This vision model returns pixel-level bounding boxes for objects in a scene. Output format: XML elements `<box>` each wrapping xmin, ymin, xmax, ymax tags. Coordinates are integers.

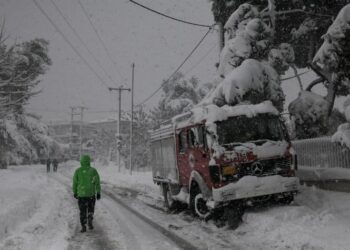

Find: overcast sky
<box><xmin>1</xmin><ymin>0</ymin><xmax>340</xmax><ymax>123</ymax></box>
<box><xmin>0</xmin><ymin>0</ymin><xmax>219</xmax><ymax>122</ymax></box>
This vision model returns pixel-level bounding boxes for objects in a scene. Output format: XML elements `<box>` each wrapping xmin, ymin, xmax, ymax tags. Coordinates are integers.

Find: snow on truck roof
<box><xmin>172</xmin><ymin>101</ymin><xmax>279</xmax><ymax>129</ymax></box>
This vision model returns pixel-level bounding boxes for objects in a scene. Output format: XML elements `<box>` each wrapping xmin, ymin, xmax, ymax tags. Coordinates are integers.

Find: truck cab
<box><xmin>151</xmin><ymin>101</ymin><xmax>299</xmax><ymax>225</ymax></box>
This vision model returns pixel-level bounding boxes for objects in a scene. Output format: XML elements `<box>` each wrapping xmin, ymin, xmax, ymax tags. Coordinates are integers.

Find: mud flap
<box><xmin>225</xmin><ymin>201</ymin><xmax>244</xmax><ymax>230</ymax></box>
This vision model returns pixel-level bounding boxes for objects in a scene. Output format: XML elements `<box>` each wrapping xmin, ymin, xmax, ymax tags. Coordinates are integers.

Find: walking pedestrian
<box><xmin>53</xmin><ymin>158</ymin><xmax>58</xmax><ymax>172</ymax></box>
<box><xmin>72</xmin><ymin>155</ymin><xmax>101</xmax><ymax>233</ymax></box>
<box><xmin>46</xmin><ymin>158</ymin><xmax>51</xmax><ymax>173</ymax></box>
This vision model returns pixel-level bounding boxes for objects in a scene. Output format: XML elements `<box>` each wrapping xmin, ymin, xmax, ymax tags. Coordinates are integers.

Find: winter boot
<box><xmin>88</xmin><ymin>220</ymin><xmax>94</xmax><ymax>230</ymax></box>
<box><xmin>80</xmin><ymin>225</ymin><xmax>86</xmax><ymax>233</ymax></box>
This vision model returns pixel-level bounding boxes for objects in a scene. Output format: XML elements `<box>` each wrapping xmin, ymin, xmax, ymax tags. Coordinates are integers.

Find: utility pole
<box><xmin>109</xmin><ymin>86</ymin><xmax>130</xmax><ymax>171</ymax></box>
<box><xmin>130</xmin><ymin>63</ymin><xmax>135</xmax><ymax>175</ymax></box>
<box><xmin>70</xmin><ymin>106</ymin><xmax>87</xmax><ymax>160</ymax></box>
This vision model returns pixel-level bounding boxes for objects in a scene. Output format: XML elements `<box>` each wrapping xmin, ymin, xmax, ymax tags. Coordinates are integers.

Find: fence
<box><xmin>292</xmin><ymin>137</ymin><xmax>350</xmax><ymax>169</ymax></box>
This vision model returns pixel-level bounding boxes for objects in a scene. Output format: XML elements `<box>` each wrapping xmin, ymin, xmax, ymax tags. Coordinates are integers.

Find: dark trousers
<box><xmin>78</xmin><ymin>197</ymin><xmax>96</xmax><ymax>227</ymax></box>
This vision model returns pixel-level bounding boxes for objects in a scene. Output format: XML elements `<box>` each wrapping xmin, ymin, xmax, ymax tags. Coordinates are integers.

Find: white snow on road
<box><xmin>0</xmin><ymin>165</ymin><xmax>74</xmax><ymax>250</ymax></box>
<box><xmin>2</xmin><ymin>163</ymin><xmax>350</xmax><ymax>249</ymax></box>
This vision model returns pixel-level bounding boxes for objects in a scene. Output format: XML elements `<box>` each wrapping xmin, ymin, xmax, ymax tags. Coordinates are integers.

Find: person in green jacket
<box><xmin>73</xmin><ymin>155</ymin><xmax>101</xmax><ymax>232</ymax></box>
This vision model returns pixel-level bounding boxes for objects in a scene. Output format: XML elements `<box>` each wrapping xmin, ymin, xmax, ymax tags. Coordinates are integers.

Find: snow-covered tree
<box><xmin>210</xmin><ymin>0</ymin><xmax>349</xmax><ymax>67</ymax></box>
<box><xmin>150</xmin><ymin>72</ymin><xmax>206</xmax><ymax>126</ymax></box>
<box><xmin>290</xmin><ymin>3</ymin><xmax>350</xmax><ymax>138</ymax></box>
<box><xmin>203</xmin><ymin>2</ymin><xmax>296</xmax><ymax>112</ymax></box>
<box><xmin>120</xmin><ymin>108</ymin><xmax>152</xmax><ymax>169</ymax></box>
<box><xmin>0</xmin><ymin>23</ymin><xmax>63</xmax><ymax>167</ymax></box>
<box><xmin>208</xmin><ymin>1</ymin><xmax>350</xmax><ymax>138</ymax></box>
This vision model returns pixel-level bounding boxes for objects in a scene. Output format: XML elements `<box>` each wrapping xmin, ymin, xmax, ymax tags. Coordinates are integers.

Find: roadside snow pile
<box><xmin>297</xmin><ymin>166</ymin><xmax>350</xmax><ymax>181</ymax></box>
<box><xmin>0</xmin><ymin>165</ymin><xmax>75</xmax><ymax>250</ymax></box>
<box><xmin>233</xmin><ymin>186</ymin><xmax>350</xmax><ymax>250</ymax></box>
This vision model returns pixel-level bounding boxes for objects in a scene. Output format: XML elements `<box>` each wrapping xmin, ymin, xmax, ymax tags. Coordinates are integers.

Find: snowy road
<box><xmin>52</xmin><ymin>174</ymin><xmax>185</xmax><ymax>250</ymax></box>
<box><xmin>2</xmin><ymin>164</ymin><xmax>350</xmax><ymax>249</ymax></box>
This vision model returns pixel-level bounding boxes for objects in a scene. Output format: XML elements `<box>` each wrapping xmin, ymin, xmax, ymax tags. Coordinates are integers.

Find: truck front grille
<box><xmin>239</xmin><ymin>157</ymin><xmax>291</xmax><ymax>177</ymax></box>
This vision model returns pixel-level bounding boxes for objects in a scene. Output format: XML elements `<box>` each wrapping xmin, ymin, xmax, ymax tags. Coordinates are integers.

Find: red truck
<box><xmin>150</xmin><ymin>101</ymin><xmax>298</xmax><ymax>227</ymax></box>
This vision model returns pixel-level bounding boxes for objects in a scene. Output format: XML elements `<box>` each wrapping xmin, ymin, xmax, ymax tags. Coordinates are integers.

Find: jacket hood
<box><xmin>80</xmin><ymin>155</ymin><xmax>91</xmax><ymax>168</ymax></box>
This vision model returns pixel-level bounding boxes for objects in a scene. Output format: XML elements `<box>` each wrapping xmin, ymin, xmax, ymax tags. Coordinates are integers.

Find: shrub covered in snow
<box><xmin>332</xmin><ymin>97</ymin><xmax>350</xmax><ymax>148</ymax></box>
<box><xmin>289</xmin><ymin>91</ymin><xmax>329</xmax><ymax>138</ymax></box>
<box><xmin>0</xmin><ymin>114</ymin><xmax>67</xmax><ymax>167</ymax></box>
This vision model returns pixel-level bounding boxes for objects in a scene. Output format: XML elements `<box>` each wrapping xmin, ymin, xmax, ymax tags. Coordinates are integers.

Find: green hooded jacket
<box><xmin>73</xmin><ymin>155</ymin><xmax>101</xmax><ymax>198</ymax></box>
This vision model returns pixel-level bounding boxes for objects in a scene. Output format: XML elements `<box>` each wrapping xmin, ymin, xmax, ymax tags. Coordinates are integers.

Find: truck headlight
<box><xmin>222</xmin><ymin>165</ymin><xmax>239</xmax><ymax>176</ymax></box>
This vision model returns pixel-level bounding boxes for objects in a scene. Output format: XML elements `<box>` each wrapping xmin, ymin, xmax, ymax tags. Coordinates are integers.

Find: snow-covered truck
<box><xmin>150</xmin><ymin>101</ymin><xmax>299</xmax><ymax>226</ymax></box>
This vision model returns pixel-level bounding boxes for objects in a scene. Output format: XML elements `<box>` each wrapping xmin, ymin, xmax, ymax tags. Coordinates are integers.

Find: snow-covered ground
<box><xmin>2</xmin><ymin>163</ymin><xmax>350</xmax><ymax>249</ymax></box>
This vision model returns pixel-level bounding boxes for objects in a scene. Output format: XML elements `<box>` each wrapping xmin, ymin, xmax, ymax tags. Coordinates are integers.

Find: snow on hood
<box><xmin>173</xmin><ymin>101</ymin><xmax>281</xmax><ymax>161</ymax></box>
<box><xmin>223</xmin><ymin>140</ymin><xmax>288</xmax><ymax>163</ymax></box>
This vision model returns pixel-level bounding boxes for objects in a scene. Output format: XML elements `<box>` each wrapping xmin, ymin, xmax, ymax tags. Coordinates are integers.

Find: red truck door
<box><xmin>176</xmin><ymin>126</ymin><xmax>210</xmax><ymax>188</ymax></box>
<box><xmin>177</xmin><ymin>129</ymin><xmax>191</xmax><ymax>186</ymax></box>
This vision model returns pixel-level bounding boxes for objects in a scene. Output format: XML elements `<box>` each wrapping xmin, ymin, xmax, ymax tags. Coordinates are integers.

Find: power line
<box><xmin>137</xmin><ymin>27</ymin><xmax>213</xmax><ymax>106</ymax></box>
<box><xmin>281</xmin><ymin>70</ymin><xmax>310</xmax><ymax>81</ymax></box>
<box><xmin>77</xmin><ymin>0</ymin><xmax>125</xmax><ymax>82</ymax></box>
<box><xmin>49</xmin><ymin>0</ymin><xmax>119</xmax><ymax>86</ymax></box>
<box><xmin>183</xmin><ymin>42</ymin><xmax>217</xmax><ymax>76</ymax></box>
<box><xmin>32</xmin><ymin>0</ymin><xmax>110</xmax><ymax>89</ymax></box>
<box><xmin>129</xmin><ymin>0</ymin><xmax>213</xmax><ymax>28</ymax></box>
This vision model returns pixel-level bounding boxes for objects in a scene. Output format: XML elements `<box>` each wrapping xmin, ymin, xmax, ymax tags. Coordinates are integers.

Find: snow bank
<box><xmin>297</xmin><ymin>166</ymin><xmax>350</xmax><ymax>181</ymax></box>
<box><xmin>0</xmin><ymin>165</ymin><xmax>75</xmax><ymax>250</ymax></box>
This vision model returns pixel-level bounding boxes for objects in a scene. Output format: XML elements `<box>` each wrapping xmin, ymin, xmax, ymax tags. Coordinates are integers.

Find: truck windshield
<box><xmin>216</xmin><ymin>115</ymin><xmax>288</xmax><ymax>145</ymax></box>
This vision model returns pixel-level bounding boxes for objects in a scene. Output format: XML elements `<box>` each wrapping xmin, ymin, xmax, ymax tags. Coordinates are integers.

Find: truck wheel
<box><xmin>279</xmin><ymin>193</ymin><xmax>294</xmax><ymax>205</ymax></box>
<box><xmin>225</xmin><ymin>202</ymin><xmax>244</xmax><ymax>230</ymax></box>
<box><xmin>194</xmin><ymin>193</ymin><xmax>210</xmax><ymax>218</ymax></box>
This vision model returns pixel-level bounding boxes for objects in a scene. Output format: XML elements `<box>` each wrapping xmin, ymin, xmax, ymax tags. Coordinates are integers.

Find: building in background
<box><xmin>48</xmin><ymin>117</ymin><xmax>130</xmax><ymax>160</ymax></box>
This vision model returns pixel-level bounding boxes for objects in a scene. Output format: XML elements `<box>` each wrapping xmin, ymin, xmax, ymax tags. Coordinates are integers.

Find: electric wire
<box><xmin>32</xmin><ymin>0</ymin><xmax>110</xmax><ymax>89</ymax></box>
<box><xmin>183</xmin><ymin>42</ymin><xmax>217</xmax><ymax>76</ymax></box>
<box><xmin>281</xmin><ymin>70</ymin><xmax>310</xmax><ymax>81</ymax></box>
<box><xmin>137</xmin><ymin>27</ymin><xmax>213</xmax><ymax>106</ymax></box>
<box><xmin>129</xmin><ymin>0</ymin><xmax>213</xmax><ymax>28</ymax></box>
<box><xmin>77</xmin><ymin>0</ymin><xmax>126</xmax><ymax>82</ymax></box>
<box><xmin>49</xmin><ymin>0</ymin><xmax>119</xmax><ymax>86</ymax></box>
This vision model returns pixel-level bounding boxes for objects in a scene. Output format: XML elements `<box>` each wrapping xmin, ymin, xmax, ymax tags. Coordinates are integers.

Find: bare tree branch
<box><xmin>305</xmin><ymin>78</ymin><xmax>324</xmax><ymax>91</ymax></box>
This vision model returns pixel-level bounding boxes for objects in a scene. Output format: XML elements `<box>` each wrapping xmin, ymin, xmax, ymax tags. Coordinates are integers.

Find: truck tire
<box><xmin>278</xmin><ymin>193</ymin><xmax>294</xmax><ymax>205</ymax></box>
<box><xmin>194</xmin><ymin>193</ymin><xmax>210</xmax><ymax>218</ymax></box>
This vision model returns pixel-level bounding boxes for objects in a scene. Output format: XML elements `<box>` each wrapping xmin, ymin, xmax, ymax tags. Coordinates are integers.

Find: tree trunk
<box><xmin>325</xmin><ymin>79</ymin><xmax>338</xmax><ymax>116</ymax></box>
<box><xmin>218</xmin><ymin>22</ymin><xmax>225</xmax><ymax>52</ymax></box>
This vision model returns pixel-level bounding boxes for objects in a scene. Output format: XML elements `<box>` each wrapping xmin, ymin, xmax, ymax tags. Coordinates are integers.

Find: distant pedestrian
<box><xmin>72</xmin><ymin>155</ymin><xmax>101</xmax><ymax>233</ymax></box>
<box><xmin>46</xmin><ymin>158</ymin><xmax>51</xmax><ymax>173</ymax></box>
<box><xmin>53</xmin><ymin>158</ymin><xmax>58</xmax><ymax>172</ymax></box>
